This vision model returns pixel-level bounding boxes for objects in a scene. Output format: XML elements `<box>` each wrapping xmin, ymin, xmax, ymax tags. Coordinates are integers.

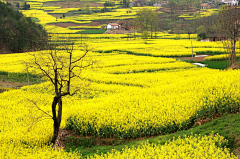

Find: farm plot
<box><xmin>0</xmin><ymin>30</ymin><xmax>239</xmax><ymax>159</ymax></box>
<box><xmin>66</xmin><ymin>67</ymin><xmax>240</xmax><ymax>139</ymax></box>
<box><xmin>91</xmin><ymin>134</ymin><xmax>236</xmax><ymax>159</ymax></box>
<box><xmin>0</xmin><ymin>49</ymin><xmax>239</xmax><ymax>158</ymax></box>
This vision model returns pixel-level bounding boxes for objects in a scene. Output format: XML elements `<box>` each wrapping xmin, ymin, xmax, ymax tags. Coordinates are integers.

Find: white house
<box><xmin>107</xmin><ymin>23</ymin><xmax>120</xmax><ymax>30</ymax></box>
<box><xmin>222</xmin><ymin>0</ymin><xmax>238</xmax><ymax>6</ymax></box>
<box><xmin>153</xmin><ymin>3</ymin><xmax>162</xmax><ymax>7</ymax></box>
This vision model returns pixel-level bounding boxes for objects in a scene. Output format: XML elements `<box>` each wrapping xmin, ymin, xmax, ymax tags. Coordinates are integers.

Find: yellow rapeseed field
<box><xmin>90</xmin><ymin>134</ymin><xmax>236</xmax><ymax>159</ymax></box>
<box><xmin>205</xmin><ymin>54</ymin><xmax>240</xmax><ymax>61</ymax></box>
<box><xmin>0</xmin><ymin>1</ymin><xmax>239</xmax><ymax>157</ymax></box>
<box><xmin>0</xmin><ymin>44</ymin><xmax>239</xmax><ymax>158</ymax></box>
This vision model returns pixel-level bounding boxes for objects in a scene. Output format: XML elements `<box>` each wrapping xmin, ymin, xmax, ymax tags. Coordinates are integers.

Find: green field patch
<box><xmin>31</xmin><ymin>17</ymin><xmax>40</xmax><ymax>22</ymax></box>
<box><xmin>200</xmin><ymin>61</ymin><xmax>228</xmax><ymax>70</ymax></box>
<box><xmin>0</xmin><ymin>71</ymin><xmax>42</xmax><ymax>85</ymax></box>
<box><xmin>195</xmin><ymin>50</ymin><xmax>226</xmax><ymax>55</ymax></box>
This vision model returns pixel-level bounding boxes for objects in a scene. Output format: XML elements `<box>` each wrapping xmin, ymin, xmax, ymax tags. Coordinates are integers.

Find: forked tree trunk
<box><xmin>51</xmin><ymin>96</ymin><xmax>63</xmax><ymax>145</ymax></box>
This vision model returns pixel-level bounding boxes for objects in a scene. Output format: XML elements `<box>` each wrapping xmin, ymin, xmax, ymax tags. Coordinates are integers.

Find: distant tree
<box><xmin>196</xmin><ymin>25</ymin><xmax>207</xmax><ymax>40</ymax></box>
<box><xmin>123</xmin><ymin>0</ymin><xmax>129</xmax><ymax>8</ymax></box>
<box><xmin>168</xmin><ymin>1</ymin><xmax>178</xmax><ymax>13</ymax></box>
<box><xmin>23</xmin><ymin>2</ymin><xmax>30</xmax><ymax>10</ymax></box>
<box><xmin>104</xmin><ymin>1</ymin><xmax>115</xmax><ymax>7</ymax></box>
<box><xmin>216</xmin><ymin>5</ymin><xmax>240</xmax><ymax>69</ymax></box>
<box><xmin>135</xmin><ymin>8</ymin><xmax>158</xmax><ymax>38</ymax></box>
<box><xmin>6</xmin><ymin>2</ymin><xmax>11</xmax><ymax>6</ymax></box>
<box><xmin>84</xmin><ymin>2</ymin><xmax>91</xmax><ymax>14</ymax></box>
<box><xmin>164</xmin><ymin>18</ymin><xmax>171</xmax><ymax>30</ymax></box>
<box><xmin>66</xmin><ymin>0</ymin><xmax>71</xmax><ymax>8</ymax></box>
<box><xmin>193</xmin><ymin>12</ymin><xmax>201</xmax><ymax>20</ymax></box>
<box><xmin>131</xmin><ymin>19</ymin><xmax>138</xmax><ymax>38</ymax></box>
<box><xmin>196</xmin><ymin>15</ymin><xmax>217</xmax><ymax>34</ymax></box>
<box><xmin>185</xmin><ymin>23</ymin><xmax>195</xmax><ymax>40</ymax></box>
<box><xmin>100</xmin><ymin>7</ymin><xmax>112</xmax><ymax>13</ymax></box>
<box><xmin>151</xmin><ymin>0</ymin><xmax>157</xmax><ymax>5</ymax></box>
<box><xmin>16</xmin><ymin>2</ymin><xmax>20</xmax><ymax>9</ymax></box>
<box><xmin>150</xmin><ymin>10</ymin><xmax>159</xmax><ymax>39</ymax></box>
<box><xmin>142</xmin><ymin>30</ymin><xmax>149</xmax><ymax>42</ymax></box>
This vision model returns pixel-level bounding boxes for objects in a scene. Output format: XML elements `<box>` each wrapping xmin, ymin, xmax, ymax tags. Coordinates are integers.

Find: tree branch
<box><xmin>27</xmin><ymin>98</ymin><xmax>53</xmax><ymax>118</ymax></box>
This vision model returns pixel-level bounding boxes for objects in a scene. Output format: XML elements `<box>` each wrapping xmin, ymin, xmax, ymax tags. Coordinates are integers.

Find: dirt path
<box><xmin>47</xmin><ymin>22</ymin><xmax>84</xmax><ymax>28</ymax></box>
<box><xmin>0</xmin><ymin>81</ymin><xmax>27</xmax><ymax>89</ymax></box>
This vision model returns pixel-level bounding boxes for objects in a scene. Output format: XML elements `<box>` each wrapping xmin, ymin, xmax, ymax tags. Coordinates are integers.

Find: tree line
<box><xmin>0</xmin><ymin>1</ymin><xmax>48</xmax><ymax>53</ymax></box>
<box><xmin>132</xmin><ymin>5</ymin><xmax>219</xmax><ymax>40</ymax></box>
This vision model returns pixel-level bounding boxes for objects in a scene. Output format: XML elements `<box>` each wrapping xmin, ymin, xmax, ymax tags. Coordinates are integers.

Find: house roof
<box><xmin>108</xmin><ymin>23</ymin><xmax>119</xmax><ymax>26</ymax></box>
<box><xmin>235</xmin><ymin>19</ymin><xmax>240</xmax><ymax>23</ymax></box>
<box><xmin>201</xmin><ymin>3</ymin><xmax>209</xmax><ymax>6</ymax></box>
<box><xmin>208</xmin><ymin>33</ymin><xmax>226</xmax><ymax>38</ymax></box>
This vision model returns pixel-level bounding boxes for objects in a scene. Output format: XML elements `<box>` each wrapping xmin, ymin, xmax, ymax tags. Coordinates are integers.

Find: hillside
<box><xmin>0</xmin><ymin>1</ymin><xmax>48</xmax><ymax>53</ymax></box>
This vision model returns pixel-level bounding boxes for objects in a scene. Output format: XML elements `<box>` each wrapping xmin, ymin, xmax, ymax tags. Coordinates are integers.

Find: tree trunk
<box><xmin>133</xmin><ymin>25</ymin><xmax>135</xmax><ymax>39</ymax></box>
<box><xmin>151</xmin><ymin>23</ymin><xmax>153</xmax><ymax>39</ymax></box>
<box><xmin>233</xmin><ymin>40</ymin><xmax>236</xmax><ymax>66</ymax></box>
<box><xmin>51</xmin><ymin>96</ymin><xmax>62</xmax><ymax>145</ymax></box>
<box><xmin>155</xmin><ymin>27</ymin><xmax>157</xmax><ymax>39</ymax></box>
<box><xmin>57</xmin><ymin>97</ymin><xmax>63</xmax><ymax>130</ymax></box>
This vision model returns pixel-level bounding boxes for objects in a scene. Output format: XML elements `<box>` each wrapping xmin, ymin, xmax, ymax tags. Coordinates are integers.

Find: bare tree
<box><xmin>184</xmin><ymin>23</ymin><xmax>195</xmax><ymax>40</ymax></box>
<box><xmin>131</xmin><ymin>19</ymin><xmax>138</xmax><ymax>39</ymax></box>
<box><xmin>216</xmin><ymin>5</ymin><xmax>240</xmax><ymax>69</ymax></box>
<box><xmin>28</xmin><ymin>37</ymin><xmax>94</xmax><ymax>146</ymax></box>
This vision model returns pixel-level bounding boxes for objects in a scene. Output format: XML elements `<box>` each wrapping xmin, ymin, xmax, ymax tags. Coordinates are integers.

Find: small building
<box><xmin>222</xmin><ymin>0</ymin><xmax>238</xmax><ymax>6</ymax></box>
<box><xmin>107</xmin><ymin>23</ymin><xmax>120</xmax><ymax>30</ymax></box>
<box><xmin>153</xmin><ymin>2</ymin><xmax>162</xmax><ymax>7</ymax></box>
<box><xmin>162</xmin><ymin>1</ymin><xmax>168</xmax><ymax>5</ymax></box>
<box><xmin>201</xmin><ymin>3</ymin><xmax>209</xmax><ymax>9</ymax></box>
<box><xmin>206</xmin><ymin>5</ymin><xmax>211</xmax><ymax>9</ymax></box>
<box><xmin>129</xmin><ymin>2</ymin><xmax>135</xmax><ymax>7</ymax></box>
<box><xmin>208</xmin><ymin>34</ymin><xmax>227</xmax><ymax>42</ymax></box>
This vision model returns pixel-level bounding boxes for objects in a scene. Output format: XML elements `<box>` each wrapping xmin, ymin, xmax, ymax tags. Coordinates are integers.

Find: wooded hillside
<box><xmin>0</xmin><ymin>1</ymin><xmax>48</xmax><ymax>53</ymax></box>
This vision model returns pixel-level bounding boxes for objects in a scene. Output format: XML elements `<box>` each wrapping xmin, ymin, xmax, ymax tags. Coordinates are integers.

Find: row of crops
<box><xmin>90</xmin><ymin>134</ymin><xmax>236</xmax><ymax>159</ymax></box>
